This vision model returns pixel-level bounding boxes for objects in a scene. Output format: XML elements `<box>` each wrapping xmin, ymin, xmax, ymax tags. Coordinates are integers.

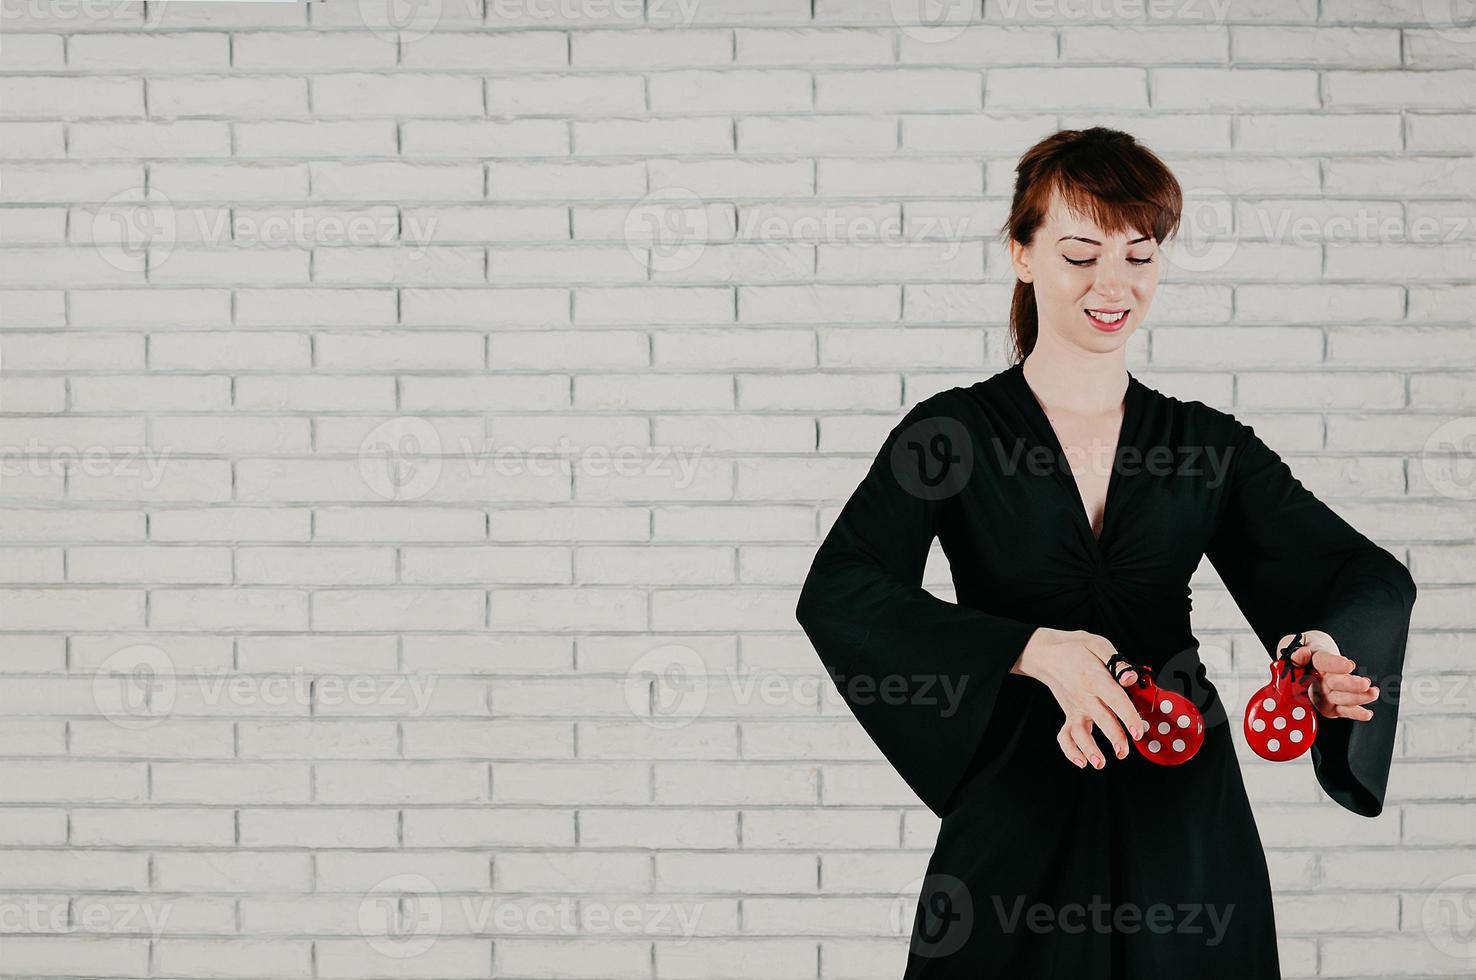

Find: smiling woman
<box><xmin>795</xmin><ymin>126</ymin><xmax>1416</xmax><ymax>979</ymax></box>
<box><xmin>1001</xmin><ymin>126</ymin><xmax>1182</xmax><ymax>364</ymax></box>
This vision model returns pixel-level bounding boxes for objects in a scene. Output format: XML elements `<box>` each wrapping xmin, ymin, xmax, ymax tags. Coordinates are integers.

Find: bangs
<box><xmin>1050</xmin><ymin>175</ymin><xmax>1180</xmax><ymax>246</ymax></box>
<box><xmin>1003</xmin><ymin>127</ymin><xmax>1183</xmax><ymax>247</ymax></box>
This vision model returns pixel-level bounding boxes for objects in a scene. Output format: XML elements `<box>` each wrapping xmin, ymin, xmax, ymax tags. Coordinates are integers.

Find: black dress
<box><xmin>794</xmin><ymin>360</ymin><xmax>1417</xmax><ymax>979</ymax></box>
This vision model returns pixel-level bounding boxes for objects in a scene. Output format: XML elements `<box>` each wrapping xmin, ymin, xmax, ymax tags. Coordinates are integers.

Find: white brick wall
<box><xmin>0</xmin><ymin>0</ymin><xmax>1471</xmax><ymax>977</ymax></box>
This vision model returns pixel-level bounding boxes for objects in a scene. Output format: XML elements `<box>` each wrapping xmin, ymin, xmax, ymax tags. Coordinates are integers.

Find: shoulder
<box><xmin>1134</xmin><ymin>377</ymin><xmax>1254</xmax><ymax>449</ymax></box>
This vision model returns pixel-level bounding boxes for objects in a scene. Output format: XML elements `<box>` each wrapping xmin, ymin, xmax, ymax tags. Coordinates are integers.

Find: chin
<box><xmin>1078</xmin><ymin>322</ymin><xmax>1136</xmax><ymax>351</ymax></box>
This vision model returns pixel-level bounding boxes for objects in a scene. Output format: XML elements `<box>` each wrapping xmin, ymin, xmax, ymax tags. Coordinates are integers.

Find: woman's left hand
<box><xmin>1277</xmin><ymin>630</ymin><xmax>1379</xmax><ymax>722</ymax></box>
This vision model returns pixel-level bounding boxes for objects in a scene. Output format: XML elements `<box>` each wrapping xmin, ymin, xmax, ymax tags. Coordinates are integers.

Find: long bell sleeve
<box><xmin>795</xmin><ymin>394</ymin><xmax>1042</xmax><ymax>818</ymax></box>
<box><xmin>1204</xmin><ymin>417</ymin><xmax>1417</xmax><ymax>817</ymax></box>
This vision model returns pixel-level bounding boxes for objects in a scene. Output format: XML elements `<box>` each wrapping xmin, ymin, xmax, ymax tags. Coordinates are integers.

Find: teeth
<box><xmin>1087</xmin><ymin>309</ymin><xmax>1126</xmax><ymax>324</ymax></box>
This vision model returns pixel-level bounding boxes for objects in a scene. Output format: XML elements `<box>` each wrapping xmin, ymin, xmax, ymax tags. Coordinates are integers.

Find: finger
<box><xmin>1311</xmin><ymin>649</ymin><xmax>1355</xmax><ymax>674</ymax></box>
<box><xmin>1278</xmin><ymin>634</ymin><xmax>1304</xmax><ymax>662</ymax></box>
<box><xmin>1057</xmin><ymin>727</ymin><xmax>1087</xmax><ymax>768</ymax></box>
<box><xmin>1086</xmin><ymin>699</ymin><xmax>1131</xmax><ymax>761</ymax></box>
<box><xmin>1083</xmin><ymin>633</ymin><xmax>1124</xmax><ymax>669</ymax></box>
<box><xmin>1068</xmin><ymin>715</ymin><xmax>1103</xmax><ymax>769</ymax></box>
<box><xmin>1336</xmin><ymin>704</ymin><xmax>1374</xmax><ymax>721</ymax></box>
<box><xmin>1320</xmin><ymin>672</ymin><xmax>1372</xmax><ymax>693</ymax></box>
<box><xmin>1095</xmin><ymin>678</ymin><xmax>1146</xmax><ymax>741</ymax></box>
<box><xmin>1321</xmin><ymin>685</ymin><xmax>1379</xmax><ymax>707</ymax></box>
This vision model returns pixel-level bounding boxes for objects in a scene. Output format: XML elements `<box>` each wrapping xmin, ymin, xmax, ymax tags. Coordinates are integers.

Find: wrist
<box><xmin>1010</xmin><ymin>627</ymin><xmax>1052</xmax><ymax>680</ymax></box>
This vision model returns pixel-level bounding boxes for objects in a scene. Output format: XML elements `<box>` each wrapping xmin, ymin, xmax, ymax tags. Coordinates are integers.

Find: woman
<box><xmin>794</xmin><ymin>127</ymin><xmax>1417</xmax><ymax>978</ymax></box>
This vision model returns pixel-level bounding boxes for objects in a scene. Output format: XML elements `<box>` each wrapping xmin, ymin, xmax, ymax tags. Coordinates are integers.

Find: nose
<box><xmin>1093</xmin><ymin>260</ymin><xmax>1129</xmax><ymax>303</ymax></box>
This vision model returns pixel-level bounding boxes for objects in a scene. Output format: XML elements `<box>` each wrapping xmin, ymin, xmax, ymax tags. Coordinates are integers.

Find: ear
<box><xmin>1007</xmin><ymin>237</ymin><xmax>1033</xmax><ymax>283</ymax></box>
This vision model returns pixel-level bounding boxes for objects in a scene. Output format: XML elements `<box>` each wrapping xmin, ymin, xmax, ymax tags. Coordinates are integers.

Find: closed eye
<box><xmin>1064</xmin><ymin>256</ymin><xmax>1155</xmax><ymax>267</ymax></box>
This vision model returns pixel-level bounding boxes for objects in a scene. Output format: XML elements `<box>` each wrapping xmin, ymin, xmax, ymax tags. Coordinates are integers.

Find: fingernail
<box><xmin>1091</xmin><ymin>755</ymin><xmax>1103</xmax><ymax>769</ymax></box>
<box><xmin>1074</xmin><ymin>757</ymin><xmax>1086</xmax><ymax>768</ymax></box>
<box><xmin>1116</xmin><ymin>745</ymin><xmax>1127</xmax><ymax>759</ymax></box>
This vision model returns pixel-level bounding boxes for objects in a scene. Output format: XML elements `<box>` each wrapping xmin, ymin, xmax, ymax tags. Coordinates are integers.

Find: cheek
<box><xmin>1037</xmin><ymin>268</ymin><xmax>1094</xmax><ymax>303</ymax></box>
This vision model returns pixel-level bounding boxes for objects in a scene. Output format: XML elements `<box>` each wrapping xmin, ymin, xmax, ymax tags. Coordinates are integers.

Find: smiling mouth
<box><xmin>1085</xmin><ymin>308</ymin><xmax>1129</xmax><ymax>327</ymax></box>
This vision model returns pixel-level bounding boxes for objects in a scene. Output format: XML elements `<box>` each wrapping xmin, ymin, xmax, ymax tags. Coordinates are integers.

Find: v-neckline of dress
<box><xmin>1005</xmin><ymin>359</ymin><xmax>1144</xmax><ymax>558</ymax></box>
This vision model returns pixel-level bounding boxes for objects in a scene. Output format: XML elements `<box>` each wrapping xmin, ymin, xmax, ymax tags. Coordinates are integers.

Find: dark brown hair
<box><xmin>999</xmin><ymin>127</ymin><xmax>1183</xmax><ymax>364</ymax></box>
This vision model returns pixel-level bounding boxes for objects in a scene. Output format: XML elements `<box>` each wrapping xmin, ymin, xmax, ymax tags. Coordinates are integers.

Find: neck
<box><xmin>1019</xmin><ymin>336</ymin><xmax>1130</xmax><ymax>416</ymax></box>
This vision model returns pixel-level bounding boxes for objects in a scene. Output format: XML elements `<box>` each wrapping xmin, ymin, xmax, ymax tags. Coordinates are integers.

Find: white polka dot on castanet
<box><xmin>1273</xmin><ymin>716</ymin><xmax>1287</xmax><ymax>730</ymax></box>
<box><xmin>1159</xmin><ymin>699</ymin><xmax>1172</xmax><ymax>713</ymax></box>
<box><xmin>1267</xmin><ymin>738</ymin><xmax>1280</xmax><ymax>752</ymax></box>
<box><xmin>1292</xmin><ymin>706</ymin><xmax>1306</xmax><ymax>720</ymax></box>
<box><xmin>1172</xmin><ymin>739</ymin><xmax>1185</xmax><ymax>752</ymax></box>
<box><xmin>1251</xmin><ymin>718</ymin><xmax>1265</xmax><ymax>732</ymax></box>
<box><xmin>1262</xmin><ymin>697</ymin><xmax>1276</xmax><ymax>711</ymax></box>
<box><xmin>1289</xmin><ymin>730</ymin><xmax>1303</xmax><ymax>743</ymax></box>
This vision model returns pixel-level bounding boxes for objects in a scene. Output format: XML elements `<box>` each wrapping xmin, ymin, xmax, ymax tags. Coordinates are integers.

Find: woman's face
<box><xmin>1008</xmin><ymin>193</ymin><xmax>1161</xmax><ymax>354</ymax></box>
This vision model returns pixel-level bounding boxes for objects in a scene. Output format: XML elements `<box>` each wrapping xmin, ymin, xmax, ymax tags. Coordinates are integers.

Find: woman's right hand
<box><xmin>1010</xmin><ymin>627</ymin><xmax>1146</xmax><ymax>770</ymax></box>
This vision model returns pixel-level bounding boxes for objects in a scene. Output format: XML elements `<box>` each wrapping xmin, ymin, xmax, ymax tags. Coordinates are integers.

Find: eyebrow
<box><xmin>1058</xmin><ymin>235</ymin><xmax>1153</xmax><ymax>246</ymax></box>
